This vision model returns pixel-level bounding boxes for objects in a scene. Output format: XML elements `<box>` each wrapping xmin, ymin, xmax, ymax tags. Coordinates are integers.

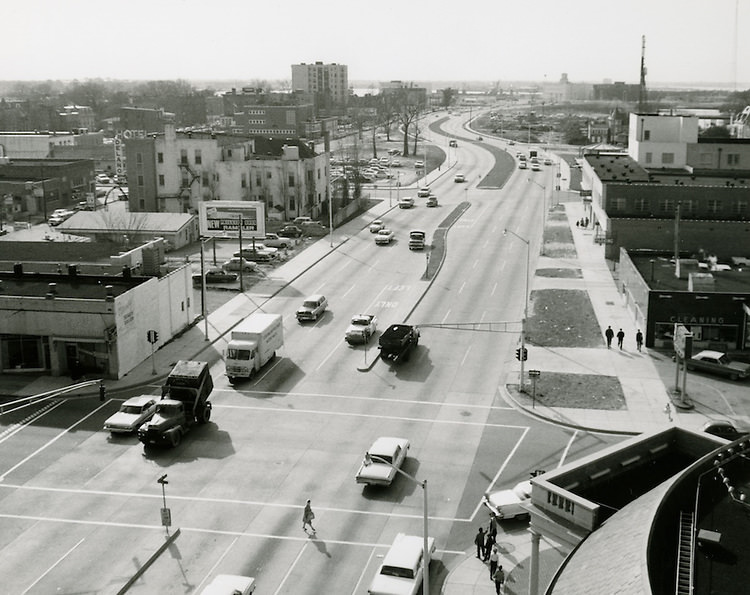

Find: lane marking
<box><xmin>22</xmin><ymin>537</ymin><xmax>84</xmax><ymax>595</ymax></box>
<box><xmin>195</xmin><ymin>536</ymin><xmax>240</xmax><ymax>593</ymax></box>
<box><xmin>214</xmin><ymin>388</ymin><xmax>515</xmax><ymax>413</ymax></box>
<box><xmin>460</xmin><ymin>345</ymin><xmax>472</xmax><ymax>367</ymax></box>
<box><xmin>274</xmin><ymin>540</ymin><xmax>309</xmax><ymax>595</ymax></box>
<box><xmin>559</xmin><ymin>431</ymin><xmax>579</xmax><ymax>466</ymax></box>
<box><xmin>351</xmin><ymin>547</ymin><xmax>378</xmax><ymax>595</ymax></box>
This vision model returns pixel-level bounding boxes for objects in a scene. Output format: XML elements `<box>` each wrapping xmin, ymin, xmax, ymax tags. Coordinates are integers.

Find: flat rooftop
<box><xmin>629</xmin><ymin>252</ymin><xmax>750</xmax><ymax>294</ymax></box>
<box><xmin>0</xmin><ymin>272</ymin><xmax>146</xmax><ymax>299</ymax></box>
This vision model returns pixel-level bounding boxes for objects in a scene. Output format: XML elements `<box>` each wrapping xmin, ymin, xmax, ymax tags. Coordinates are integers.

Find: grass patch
<box><xmin>510</xmin><ymin>372</ymin><xmax>626</xmax><ymax>410</ymax></box>
<box><xmin>528</xmin><ymin>289</ymin><xmax>603</xmax><ymax>348</ymax></box>
<box><xmin>536</xmin><ymin>268</ymin><xmax>582</xmax><ymax>279</ymax></box>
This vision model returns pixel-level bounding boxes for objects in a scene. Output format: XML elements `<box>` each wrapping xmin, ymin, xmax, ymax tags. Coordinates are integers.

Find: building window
<box><xmin>195</xmin><ymin>149</ymin><xmax>202</xmax><ymax>165</ymax></box>
<box><xmin>202</xmin><ymin>173</ymin><xmax>209</xmax><ymax>186</ymax></box>
<box><xmin>662</xmin><ymin>153</ymin><xmax>674</xmax><ymax>164</ymax></box>
<box><xmin>680</xmin><ymin>200</ymin><xmax>694</xmax><ymax>215</ymax></box>
<box><xmin>288</xmin><ymin>175</ymin><xmax>295</xmax><ymax>187</ymax></box>
<box><xmin>289</xmin><ymin>197</ymin><xmax>296</xmax><ymax>210</ymax></box>
<box><xmin>256</xmin><ymin>174</ymin><xmax>262</xmax><ymax>186</ymax></box>
<box><xmin>241</xmin><ymin>173</ymin><xmax>247</xmax><ymax>188</ymax></box>
<box><xmin>136</xmin><ymin>153</ymin><xmax>143</xmax><ymax>165</ymax></box>
<box><xmin>644</xmin><ymin>130</ymin><xmax>650</xmax><ymax>140</ymax></box>
<box><xmin>707</xmin><ymin>199</ymin><xmax>720</xmax><ymax>215</ymax></box>
<box><xmin>735</xmin><ymin>200</ymin><xmax>748</xmax><ymax>215</ymax></box>
<box><xmin>157</xmin><ymin>152</ymin><xmax>164</xmax><ymax>164</ymax></box>
<box><xmin>267</xmin><ymin>171</ymin><xmax>272</xmax><ymax>179</ymax></box>
<box><xmin>727</xmin><ymin>153</ymin><xmax>740</xmax><ymax>166</ymax></box>
<box><xmin>180</xmin><ymin>149</ymin><xmax>188</xmax><ymax>165</ymax></box>
<box><xmin>158</xmin><ymin>174</ymin><xmax>165</xmax><ymax>186</ymax></box>
<box><xmin>611</xmin><ymin>197</ymin><xmax>626</xmax><ymax>212</ymax></box>
<box><xmin>227</xmin><ymin>149</ymin><xmax>233</xmax><ymax>158</ymax></box>
<box><xmin>137</xmin><ymin>175</ymin><xmax>144</xmax><ymax>187</ymax></box>
<box><xmin>658</xmin><ymin>199</ymin><xmax>674</xmax><ymax>213</ymax></box>
<box><xmin>634</xmin><ymin>198</ymin><xmax>648</xmax><ymax>213</ymax></box>
<box><xmin>645</xmin><ymin>152</ymin><xmax>652</xmax><ymax>164</ymax></box>
<box><xmin>181</xmin><ymin>174</ymin><xmax>189</xmax><ymax>188</ymax></box>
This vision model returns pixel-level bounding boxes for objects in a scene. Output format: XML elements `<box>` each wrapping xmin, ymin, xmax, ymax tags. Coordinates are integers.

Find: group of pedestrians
<box><xmin>605</xmin><ymin>325</ymin><xmax>643</xmax><ymax>352</ymax></box>
<box><xmin>474</xmin><ymin>516</ymin><xmax>505</xmax><ymax>593</ymax></box>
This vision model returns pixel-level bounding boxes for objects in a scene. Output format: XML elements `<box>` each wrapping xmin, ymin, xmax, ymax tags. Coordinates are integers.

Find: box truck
<box><xmin>225</xmin><ymin>313</ymin><xmax>283</xmax><ymax>382</ymax></box>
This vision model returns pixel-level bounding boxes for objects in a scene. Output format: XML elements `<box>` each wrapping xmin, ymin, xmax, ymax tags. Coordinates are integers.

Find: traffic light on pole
<box><xmin>522</xmin><ymin>347</ymin><xmax>528</xmax><ymax>361</ymax></box>
<box><xmin>515</xmin><ymin>348</ymin><xmax>522</xmax><ymax>361</ymax></box>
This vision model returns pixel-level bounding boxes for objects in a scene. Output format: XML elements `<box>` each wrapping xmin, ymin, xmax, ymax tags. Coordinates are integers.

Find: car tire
<box><xmin>200</xmin><ymin>403</ymin><xmax>212</xmax><ymax>424</ymax></box>
<box><xmin>687</xmin><ymin>364</ymin><xmax>694</xmax><ymax>371</ymax></box>
<box><xmin>170</xmin><ymin>431</ymin><xmax>181</xmax><ymax>448</ymax></box>
<box><xmin>730</xmin><ymin>373</ymin><xmax>739</xmax><ymax>381</ymax></box>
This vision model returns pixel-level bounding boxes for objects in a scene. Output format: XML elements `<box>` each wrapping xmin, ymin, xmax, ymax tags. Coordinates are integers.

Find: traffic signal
<box><xmin>516</xmin><ymin>347</ymin><xmax>528</xmax><ymax>361</ymax></box>
<box><xmin>522</xmin><ymin>347</ymin><xmax>528</xmax><ymax>361</ymax></box>
<box><xmin>99</xmin><ymin>381</ymin><xmax>106</xmax><ymax>402</ymax></box>
<box><xmin>515</xmin><ymin>348</ymin><xmax>522</xmax><ymax>361</ymax></box>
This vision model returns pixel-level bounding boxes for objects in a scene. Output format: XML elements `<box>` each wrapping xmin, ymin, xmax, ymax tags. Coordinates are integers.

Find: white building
<box><xmin>291</xmin><ymin>61</ymin><xmax>349</xmax><ymax>107</ymax></box>
<box><xmin>628</xmin><ymin>112</ymin><xmax>699</xmax><ymax>169</ymax></box>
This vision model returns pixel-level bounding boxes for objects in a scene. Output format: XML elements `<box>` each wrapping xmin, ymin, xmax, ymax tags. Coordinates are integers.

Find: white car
<box><xmin>260</xmin><ymin>233</ymin><xmax>293</xmax><ymax>248</ymax></box>
<box><xmin>417</xmin><ymin>186</ymin><xmax>431</xmax><ymax>198</ymax></box>
<box><xmin>345</xmin><ymin>314</ymin><xmax>378</xmax><ymax>344</ymax></box>
<box><xmin>374</xmin><ymin>229</ymin><xmax>394</xmax><ymax>244</ymax></box>
<box><xmin>222</xmin><ymin>257</ymin><xmax>257</xmax><ymax>272</ymax></box>
<box><xmin>356</xmin><ymin>437</ymin><xmax>410</xmax><ymax>486</ymax></box>
<box><xmin>483</xmin><ymin>480</ymin><xmax>533</xmax><ymax>520</ymax></box>
<box><xmin>367</xmin><ymin>532</ymin><xmax>434</xmax><ymax>595</ymax></box>
<box><xmin>454</xmin><ymin>173</ymin><xmax>465</xmax><ymax>183</ymax></box>
<box><xmin>414</xmin><ymin>160</ymin><xmax>424</xmax><ymax>168</ymax></box>
<box><xmin>200</xmin><ymin>575</ymin><xmax>256</xmax><ymax>595</ymax></box>
<box><xmin>103</xmin><ymin>396</ymin><xmax>157</xmax><ymax>434</ymax></box>
<box><xmin>398</xmin><ymin>197</ymin><xmax>415</xmax><ymax>209</ymax></box>
<box><xmin>369</xmin><ymin>219</ymin><xmax>385</xmax><ymax>233</ymax></box>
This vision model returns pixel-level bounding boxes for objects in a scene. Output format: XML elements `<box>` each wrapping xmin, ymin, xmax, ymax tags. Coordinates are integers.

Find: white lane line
<box><xmin>558</xmin><ymin>430</ymin><xmax>578</xmax><ymax>467</ymax></box>
<box><xmin>274</xmin><ymin>540</ymin><xmax>309</xmax><ymax>595</ymax></box>
<box><xmin>351</xmin><ymin>547</ymin><xmax>379</xmax><ymax>595</ymax></box>
<box><xmin>0</xmin><ymin>401</ymin><xmax>111</xmax><ymax>481</ymax></box>
<box><xmin>341</xmin><ymin>284</ymin><xmax>355</xmax><ymax>298</ymax></box>
<box><xmin>196</xmin><ymin>536</ymin><xmax>240</xmax><ymax>593</ymax></box>
<box><xmin>214</xmin><ymin>388</ymin><xmax>515</xmax><ymax>413</ymax></box>
<box><xmin>253</xmin><ymin>355</ymin><xmax>285</xmax><ymax>386</ymax></box>
<box><xmin>316</xmin><ymin>338</ymin><xmax>345</xmax><ymax>371</ymax></box>
<box><xmin>469</xmin><ymin>426</ymin><xmax>531</xmax><ymax>522</ymax></box>
<box><xmin>458</xmin><ymin>280</ymin><xmax>466</xmax><ymax>294</ymax></box>
<box><xmin>22</xmin><ymin>537</ymin><xmax>84</xmax><ymax>595</ymax></box>
<box><xmin>491</xmin><ymin>281</ymin><xmax>498</xmax><ymax>297</ymax></box>
<box><xmin>460</xmin><ymin>345</ymin><xmax>472</xmax><ymax>367</ymax></box>
<box><xmin>441</xmin><ymin>309</ymin><xmax>451</xmax><ymax>324</ymax></box>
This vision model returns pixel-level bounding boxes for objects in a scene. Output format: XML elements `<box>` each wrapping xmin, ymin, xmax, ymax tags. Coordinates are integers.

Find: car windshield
<box><xmin>227</xmin><ymin>348</ymin><xmax>251</xmax><ymax>360</ymax></box>
<box><xmin>370</xmin><ymin>452</ymin><xmax>393</xmax><ymax>464</ymax></box>
<box><xmin>303</xmin><ymin>301</ymin><xmax>317</xmax><ymax>308</ymax></box>
<box><xmin>381</xmin><ymin>565</ymin><xmax>415</xmax><ymax>579</ymax></box>
<box><xmin>122</xmin><ymin>405</ymin><xmax>144</xmax><ymax>414</ymax></box>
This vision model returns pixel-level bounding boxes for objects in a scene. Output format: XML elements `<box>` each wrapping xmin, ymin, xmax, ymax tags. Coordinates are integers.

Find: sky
<box><xmin>4</xmin><ymin>0</ymin><xmax>749</xmax><ymax>89</ymax></box>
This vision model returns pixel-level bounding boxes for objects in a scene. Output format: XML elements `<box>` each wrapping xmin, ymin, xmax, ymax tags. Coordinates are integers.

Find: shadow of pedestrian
<box><xmin>310</xmin><ymin>533</ymin><xmax>332</xmax><ymax>558</ymax></box>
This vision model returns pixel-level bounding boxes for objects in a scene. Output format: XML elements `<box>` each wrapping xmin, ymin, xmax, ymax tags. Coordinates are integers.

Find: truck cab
<box><xmin>408</xmin><ymin>230</ymin><xmax>426</xmax><ymax>250</ymax></box>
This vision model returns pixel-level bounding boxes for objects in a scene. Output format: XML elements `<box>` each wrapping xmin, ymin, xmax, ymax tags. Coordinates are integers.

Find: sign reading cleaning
<box><xmin>199</xmin><ymin>201</ymin><xmax>265</xmax><ymax>239</ymax></box>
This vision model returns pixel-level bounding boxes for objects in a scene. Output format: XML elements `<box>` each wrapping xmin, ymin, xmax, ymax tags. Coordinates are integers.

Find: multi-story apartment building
<box><xmin>291</xmin><ymin>62</ymin><xmax>349</xmax><ymax>110</ymax></box>
<box><xmin>124</xmin><ymin>125</ymin><xmax>329</xmax><ymax>221</ymax></box>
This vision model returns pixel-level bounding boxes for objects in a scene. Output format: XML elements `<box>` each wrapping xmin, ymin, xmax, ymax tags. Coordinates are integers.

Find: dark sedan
<box><xmin>279</xmin><ymin>224</ymin><xmax>303</xmax><ymax>238</ymax></box>
<box><xmin>192</xmin><ymin>268</ymin><xmax>238</xmax><ymax>285</ymax></box>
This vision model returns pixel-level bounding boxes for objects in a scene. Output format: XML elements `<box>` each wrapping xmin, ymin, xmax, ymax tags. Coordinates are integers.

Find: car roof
<box><xmin>369</xmin><ymin>436</ymin><xmax>408</xmax><ymax>457</ymax></box>
<box><xmin>694</xmin><ymin>350</ymin><xmax>725</xmax><ymax>358</ymax></box>
<box><xmin>123</xmin><ymin>395</ymin><xmax>156</xmax><ymax>406</ymax></box>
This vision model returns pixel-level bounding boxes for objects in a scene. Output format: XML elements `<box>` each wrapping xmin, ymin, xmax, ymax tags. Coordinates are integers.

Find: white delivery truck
<box><xmin>225</xmin><ymin>313</ymin><xmax>283</xmax><ymax>383</ymax></box>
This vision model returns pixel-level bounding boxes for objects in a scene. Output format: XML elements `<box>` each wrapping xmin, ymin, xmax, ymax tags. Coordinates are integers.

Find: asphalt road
<box><xmin>0</xmin><ymin>113</ymin><xmax>624</xmax><ymax>594</ymax></box>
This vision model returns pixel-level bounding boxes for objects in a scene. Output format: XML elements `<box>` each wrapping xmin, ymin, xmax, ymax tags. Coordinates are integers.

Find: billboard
<box><xmin>199</xmin><ymin>201</ymin><xmax>266</xmax><ymax>239</ymax></box>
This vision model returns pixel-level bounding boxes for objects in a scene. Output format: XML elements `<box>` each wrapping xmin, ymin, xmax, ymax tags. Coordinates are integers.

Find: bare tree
<box><xmin>391</xmin><ymin>86</ymin><xmax>423</xmax><ymax>157</ymax></box>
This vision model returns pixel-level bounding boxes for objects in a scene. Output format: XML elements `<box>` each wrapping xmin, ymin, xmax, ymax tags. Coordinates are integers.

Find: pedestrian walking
<box><xmin>605</xmin><ymin>326</ymin><xmax>614</xmax><ymax>349</ymax></box>
<box><xmin>617</xmin><ymin>328</ymin><xmax>625</xmax><ymax>350</ymax></box>
<box><xmin>636</xmin><ymin>329</ymin><xmax>643</xmax><ymax>352</ymax></box>
<box><xmin>302</xmin><ymin>499</ymin><xmax>316</xmax><ymax>533</ymax></box>
<box><xmin>493</xmin><ymin>565</ymin><xmax>505</xmax><ymax>594</ymax></box>
<box><xmin>474</xmin><ymin>527</ymin><xmax>485</xmax><ymax>559</ymax></box>
<box><xmin>489</xmin><ymin>544</ymin><xmax>500</xmax><ymax>580</ymax></box>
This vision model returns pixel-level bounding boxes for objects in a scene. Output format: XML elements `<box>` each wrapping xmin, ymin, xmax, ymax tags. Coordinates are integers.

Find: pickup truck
<box><xmin>379</xmin><ymin>324</ymin><xmax>420</xmax><ymax>362</ymax></box>
<box><xmin>408</xmin><ymin>230</ymin><xmax>426</xmax><ymax>250</ymax></box>
<box><xmin>345</xmin><ymin>314</ymin><xmax>378</xmax><ymax>344</ymax></box>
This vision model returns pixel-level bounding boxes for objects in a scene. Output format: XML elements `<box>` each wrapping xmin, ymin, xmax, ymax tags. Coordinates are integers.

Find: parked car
<box><xmin>544</xmin><ymin>158</ymin><xmax>553</xmax><ymax>165</ymax></box>
<box><xmin>449</xmin><ymin>140</ymin><xmax>458</xmax><ymax>147</ymax></box>
<box><xmin>296</xmin><ymin>294</ymin><xmax>328</xmax><ymax>322</ymax></box>
<box><xmin>293</xmin><ymin>216</ymin><xmax>313</xmax><ymax>225</ymax></box>
<box><xmin>193</xmin><ymin>268</ymin><xmax>238</xmax><ymax>285</ymax></box>
<box><xmin>367</xmin><ymin>532</ymin><xmax>434</xmax><ymax>595</ymax></box>
<box><xmin>261</xmin><ymin>233</ymin><xmax>293</xmax><ymax>248</ymax></box>
<box><xmin>279</xmin><ymin>224</ymin><xmax>303</xmax><ymax>238</ymax></box>
<box><xmin>95</xmin><ymin>174</ymin><xmax>112</xmax><ymax>184</ymax></box>
<box><xmin>48</xmin><ymin>209</ymin><xmax>75</xmax><ymax>226</ymax></box>
<box><xmin>103</xmin><ymin>396</ymin><xmax>157</xmax><ymax>434</ymax></box>
<box><xmin>398</xmin><ymin>197</ymin><xmax>415</xmax><ymax>209</ymax></box>
<box><xmin>345</xmin><ymin>314</ymin><xmax>378</xmax><ymax>344</ymax></box>
<box><xmin>233</xmin><ymin>246</ymin><xmax>278</xmax><ymax>262</ymax></box>
<box><xmin>390</xmin><ymin>159</ymin><xmax>402</xmax><ymax>167</ymax></box>
<box><xmin>374</xmin><ymin>229</ymin><xmax>394</xmax><ymax>245</ymax></box>
<box><xmin>686</xmin><ymin>350</ymin><xmax>750</xmax><ymax>381</ymax></box>
<box><xmin>702</xmin><ymin>420</ymin><xmax>748</xmax><ymax>440</ymax></box>
<box><xmin>222</xmin><ymin>257</ymin><xmax>257</xmax><ymax>272</ymax></box>
<box><xmin>414</xmin><ymin>160</ymin><xmax>424</xmax><ymax>169</ymax></box>
<box><xmin>356</xmin><ymin>437</ymin><xmax>410</xmax><ymax>486</ymax></box>
<box><xmin>369</xmin><ymin>219</ymin><xmax>385</xmax><ymax>233</ymax></box>
<box><xmin>454</xmin><ymin>173</ymin><xmax>465</xmax><ymax>183</ymax></box>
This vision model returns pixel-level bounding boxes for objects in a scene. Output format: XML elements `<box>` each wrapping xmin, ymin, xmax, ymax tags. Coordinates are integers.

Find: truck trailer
<box><xmin>225</xmin><ymin>313</ymin><xmax>284</xmax><ymax>382</ymax></box>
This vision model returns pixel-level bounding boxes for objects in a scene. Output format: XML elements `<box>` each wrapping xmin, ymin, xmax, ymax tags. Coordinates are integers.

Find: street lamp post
<box><xmin>363</xmin><ymin>454</ymin><xmax>430</xmax><ymax>595</ymax></box>
<box><xmin>504</xmin><ymin>228</ymin><xmax>530</xmax><ymax>392</ymax></box>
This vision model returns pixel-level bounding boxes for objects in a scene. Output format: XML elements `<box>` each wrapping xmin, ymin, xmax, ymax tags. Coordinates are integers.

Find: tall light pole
<box><xmin>363</xmin><ymin>454</ymin><xmax>430</xmax><ymax>595</ymax></box>
<box><xmin>504</xmin><ymin>229</ymin><xmax>530</xmax><ymax>392</ymax></box>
